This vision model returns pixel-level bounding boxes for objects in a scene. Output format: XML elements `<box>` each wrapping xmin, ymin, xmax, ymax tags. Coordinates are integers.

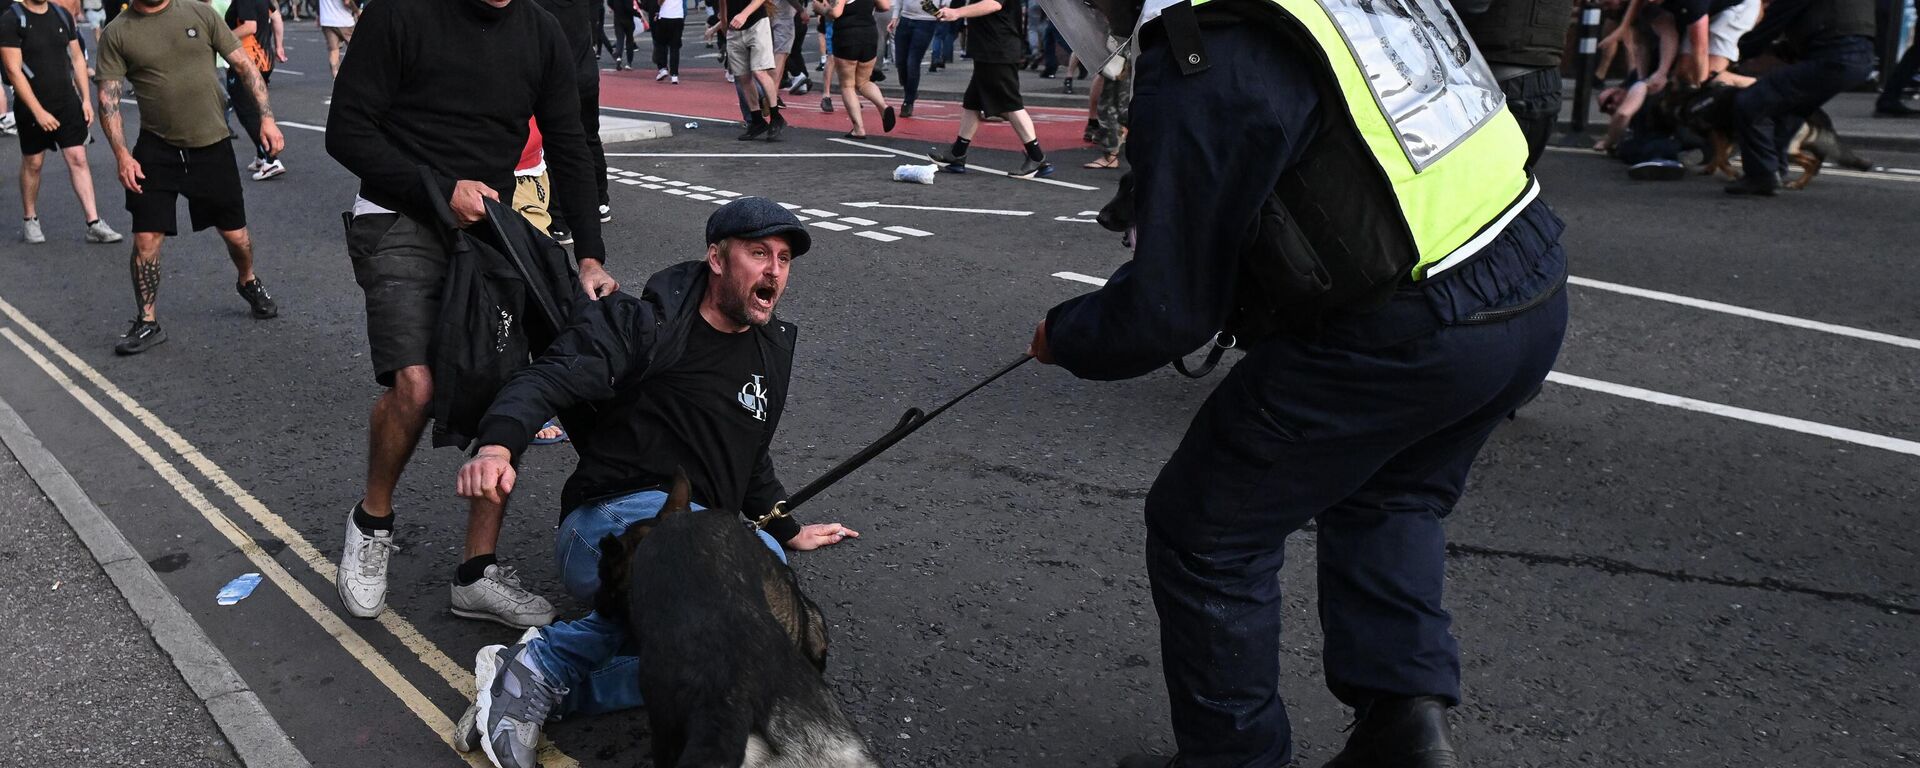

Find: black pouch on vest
<box><xmin>1226</xmin><ymin>191</ymin><xmax>1332</xmax><ymax>341</ymax></box>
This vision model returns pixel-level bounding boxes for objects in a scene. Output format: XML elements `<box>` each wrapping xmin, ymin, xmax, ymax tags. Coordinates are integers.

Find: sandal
<box><xmin>882</xmin><ymin>106</ymin><xmax>897</xmax><ymax>133</ymax></box>
<box><xmin>1082</xmin><ymin>154</ymin><xmax>1121</xmax><ymax>170</ymax></box>
<box><xmin>530</xmin><ymin>417</ymin><xmax>569</xmax><ymax>445</ymax></box>
<box><xmin>844</xmin><ymin>131</ymin><xmax>868</xmax><ymax>139</ymax></box>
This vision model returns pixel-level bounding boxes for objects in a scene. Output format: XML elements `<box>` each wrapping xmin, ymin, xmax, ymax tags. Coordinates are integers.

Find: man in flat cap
<box><xmin>452</xmin><ymin>197</ymin><xmax>861</xmax><ymax>768</ymax></box>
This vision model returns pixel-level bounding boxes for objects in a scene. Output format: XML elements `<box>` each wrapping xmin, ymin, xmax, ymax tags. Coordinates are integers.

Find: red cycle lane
<box><xmin>598</xmin><ymin>67</ymin><xmax>1093</xmax><ymax>153</ymax></box>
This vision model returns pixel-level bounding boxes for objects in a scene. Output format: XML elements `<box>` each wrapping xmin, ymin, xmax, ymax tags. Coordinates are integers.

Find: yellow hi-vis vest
<box><xmin>1139</xmin><ymin>0</ymin><xmax>1539</xmax><ymax>279</ymax></box>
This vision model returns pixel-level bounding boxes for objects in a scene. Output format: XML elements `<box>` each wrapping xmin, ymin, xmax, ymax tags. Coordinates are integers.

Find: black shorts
<box><xmin>125</xmin><ymin>132</ymin><xmax>246</xmax><ymax>235</ymax></box>
<box><xmin>16</xmin><ymin>101</ymin><xmax>89</xmax><ymax>155</ymax></box>
<box><xmin>833</xmin><ymin>25</ymin><xmax>877</xmax><ymax>63</ymax></box>
<box><xmin>345</xmin><ymin>211</ymin><xmax>449</xmax><ymax>386</ymax></box>
<box><xmin>963</xmin><ymin>62</ymin><xmax>1024</xmax><ymax>116</ymax></box>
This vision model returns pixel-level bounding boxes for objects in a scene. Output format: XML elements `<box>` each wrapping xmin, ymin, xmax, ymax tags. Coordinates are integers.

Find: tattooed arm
<box><xmin>97</xmin><ymin>78</ymin><xmax>145</xmax><ymax>193</ymax></box>
<box><xmin>223</xmin><ymin>50</ymin><xmax>285</xmax><ymax>155</ymax></box>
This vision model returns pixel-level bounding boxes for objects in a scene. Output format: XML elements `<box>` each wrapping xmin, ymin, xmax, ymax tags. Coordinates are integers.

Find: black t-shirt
<box><xmin>1657</xmin><ymin>0</ymin><xmax>1740</xmax><ymax>28</ymax></box>
<box><xmin>223</xmin><ymin>0</ymin><xmax>266</xmax><ymax>45</ymax></box>
<box><xmin>629</xmin><ymin>315</ymin><xmax>775</xmax><ymax>512</ymax></box>
<box><xmin>965</xmin><ymin>0</ymin><xmax>1021</xmax><ymax>64</ymax></box>
<box><xmin>0</xmin><ymin>3</ymin><xmax>80</xmax><ymax>111</ymax></box>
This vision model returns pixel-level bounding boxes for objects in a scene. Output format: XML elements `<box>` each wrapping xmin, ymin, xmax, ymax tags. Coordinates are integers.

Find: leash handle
<box><xmin>776</xmin><ymin>355</ymin><xmax>1032</xmax><ymax>517</ymax></box>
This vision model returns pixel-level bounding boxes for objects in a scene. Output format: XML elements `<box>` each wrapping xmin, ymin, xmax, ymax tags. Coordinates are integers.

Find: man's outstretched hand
<box><xmin>579</xmin><ymin>258</ymin><xmax>619</xmax><ymax>299</ymax></box>
<box><xmin>785</xmin><ymin>522</ymin><xmax>860</xmax><ymax>551</ymax></box>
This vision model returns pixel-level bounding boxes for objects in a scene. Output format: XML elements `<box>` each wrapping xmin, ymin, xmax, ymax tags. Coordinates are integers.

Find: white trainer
<box><xmin>22</xmin><ymin>218</ymin><xmax>44</xmax><ymax>244</ymax></box>
<box><xmin>597</xmin><ymin>203</ymin><xmax>612</xmax><ymax>223</ymax></box>
<box><xmin>450</xmin><ymin>564</ymin><xmax>557</xmax><ymax>629</ymax></box>
<box><xmin>655</xmin><ymin>67</ymin><xmax>668</xmax><ymax>81</ymax></box>
<box><xmin>252</xmin><ymin>159</ymin><xmax>286</xmax><ymax>181</ymax></box>
<box><xmin>336</xmin><ymin>508</ymin><xmax>395</xmax><ymax>618</ymax></box>
<box><xmin>247</xmin><ymin>157</ymin><xmax>266</xmax><ymax>173</ymax></box>
<box><xmin>85</xmin><ymin>220</ymin><xmax>124</xmax><ymax>244</ymax></box>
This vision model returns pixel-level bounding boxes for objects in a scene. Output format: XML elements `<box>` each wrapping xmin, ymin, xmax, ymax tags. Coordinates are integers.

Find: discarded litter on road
<box><xmin>893</xmin><ymin>164</ymin><xmax>938</xmax><ymax>185</ymax></box>
<box><xmin>216</xmin><ymin>573</ymin><xmax>263</xmax><ymax>605</ymax></box>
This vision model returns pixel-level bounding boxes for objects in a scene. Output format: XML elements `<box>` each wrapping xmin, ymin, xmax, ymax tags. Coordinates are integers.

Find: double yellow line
<box><xmin>0</xmin><ymin>294</ymin><xmax>577</xmax><ymax>768</ymax></box>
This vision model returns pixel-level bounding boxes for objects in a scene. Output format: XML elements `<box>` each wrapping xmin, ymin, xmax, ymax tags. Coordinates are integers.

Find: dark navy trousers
<box><xmin>1734</xmin><ymin>35</ymin><xmax>1873</xmax><ymax>182</ymax></box>
<box><xmin>1143</xmin><ymin>203</ymin><xmax>1569</xmax><ymax>767</ymax></box>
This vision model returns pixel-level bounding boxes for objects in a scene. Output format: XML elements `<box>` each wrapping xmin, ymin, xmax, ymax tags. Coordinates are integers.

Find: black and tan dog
<box><xmin>1670</xmin><ymin>83</ymin><xmax>1873</xmax><ymax>189</ymax></box>
<box><xmin>595</xmin><ymin>471</ymin><xmax>880</xmax><ymax>768</ymax></box>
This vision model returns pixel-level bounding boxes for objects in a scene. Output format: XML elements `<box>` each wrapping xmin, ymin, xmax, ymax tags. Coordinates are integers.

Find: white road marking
<box><xmin>275</xmin><ymin>68</ymin><xmax>306</xmax><ymax>76</ymax></box>
<box><xmin>606</xmin><ymin>166</ymin><xmax>931</xmax><ymax>242</ymax></box>
<box><xmin>855</xmin><ymin>231</ymin><xmax>902</xmax><ymax>242</ymax></box>
<box><xmin>1047</xmin><ymin>271</ymin><xmax>1920</xmax><ymax>458</ymax></box>
<box><xmin>278</xmin><ymin>120</ymin><xmax>326</xmax><ymax>132</ymax></box>
<box><xmin>0</xmin><ymin>330</ymin><xmax>550</xmax><ymax>768</ymax></box>
<box><xmin>690</xmin><ymin>185</ymin><xmax>715</xmax><ymax>192</ymax></box>
<box><xmin>1547</xmin><ymin>372</ymin><xmax>1920</xmax><ymax>457</ymax></box>
<box><xmin>843</xmin><ymin>201</ymin><xmax>1033</xmax><ymax>216</ymax></box>
<box><xmin>1054</xmin><ymin>216</ymin><xmax>1096</xmax><ymax>223</ymax></box>
<box><xmin>884</xmin><ymin>225</ymin><xmax>933</xmax><ymax>237</ymax></box>
<box><xmin>603</xmin><ymin>152</ymin><xmax>894</xmax><ymax>158</ymax></box>
<box><xmin>840</xmin><ymin>216</ymin><xmax>877</xmax><ymax>226</ymax></box>
<box><xmin>688</xmin><ymin>193</ymin><xmax>716</xmax><ymax>201</ymax></box>
<box><xmin>813</xmin><ymin>221</ymin><xmax>852</xmax><ymax>231</ymax></box>
<box><xmin>1568</xmin><ymin>276</ymin><xmax>1920</xmax><ymax>351</ymax></box>
<box><xmin>601</xmin><ymin>104</ymin><xmax>740</xmax><ymax>126</ymax></box>
<box><xmin>828</xmin><ymin>138</ymin><xmax>1101</xmax><ymax>191</ymax></box>
<box><xmin>801</xmin><ymin>208</ymin><xmax>840</xmax><ymax>218</ymax></box>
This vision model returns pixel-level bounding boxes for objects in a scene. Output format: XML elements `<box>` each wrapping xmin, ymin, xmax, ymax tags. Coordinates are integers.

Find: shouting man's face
<box><xmin>703</xmin><ymin>235</ymin><xmax>793</xmax><ymax>331</ymax></box>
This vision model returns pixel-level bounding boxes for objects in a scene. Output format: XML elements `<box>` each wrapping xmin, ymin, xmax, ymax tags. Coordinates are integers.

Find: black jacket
<box><xmin>430</xmin><ymin>197</ymin><xmax>582</xmax><ymax>450</ymax></box>
<box><xmin>474</xmin><ymin>261</ymin><xmax>802</xmax><ymax>541</ymax></box>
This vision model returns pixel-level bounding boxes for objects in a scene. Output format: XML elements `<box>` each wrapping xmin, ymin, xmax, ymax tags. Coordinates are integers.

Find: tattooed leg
<box><xmin>130</xmin><ymin>233</ymin><xmax>163</xmax><ymax>321</ymax></box>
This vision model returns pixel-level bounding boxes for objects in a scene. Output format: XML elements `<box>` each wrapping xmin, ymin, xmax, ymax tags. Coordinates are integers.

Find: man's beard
<box><xmin>715</xmin><ymin>283</ymin><xmax>772</xmax><ymax>328</ymax></box>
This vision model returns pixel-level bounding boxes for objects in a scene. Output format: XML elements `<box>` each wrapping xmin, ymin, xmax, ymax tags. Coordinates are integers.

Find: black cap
<box><xmin>705</xmin><ymin>196</ymin><xmax>811</xmax><ymax>256</ymax></box>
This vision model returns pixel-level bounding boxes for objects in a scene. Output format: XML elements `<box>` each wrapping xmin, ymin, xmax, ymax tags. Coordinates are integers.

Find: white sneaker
<box><xmin>726</xmin><ymin>71</ymin><xmax>735</xmax><ymax>84</ymax></box>
<box><xmin>252</xmin><ymin>159</ymin><xmax>286</xmax><ymax>181</ymax></box>
<box><xmin>670</xmin><ymin>76</ymin><xmax>679</xmax><ymax>85</ymax></box>
<box><xmin>336</xmin><ymin>509</ymin><xmax>395</xmax><ymax>618</ymax></box>
<box><xmin>450</xmin><ymin>564</ymin><xmax>557</xmax><ymax>629</ymax></box>
<box><xmin>0</xmin><ymin>112</ymin><xmax>14</xmax><ymax>135</ymax></box>
<box><xmin>655</xmin><ymin>67</ymin><xmax>668</xmax><ymax>81</ymax></box>
<box><xmin>597</xmin><ymin>203</ymin><xmax>612</xmax><ymax>223</ymax></box>
<box><xmin>22</xmin><ymin>218</ymin><xmax>44</xmax><ymax>244</ymax></box>
<box><xmin>85</xmin><ymin>220</ymin><xmax>124</xmax><ymax>244</ymax></box>
<box><xmin>247</xmin><ymin>157</ymin><xmax>266</xmax><ymax>173</ymax></box>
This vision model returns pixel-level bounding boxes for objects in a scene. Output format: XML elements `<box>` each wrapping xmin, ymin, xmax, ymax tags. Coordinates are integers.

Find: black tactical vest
<box><xmin>1459</xmin><ymin>0</ymin><xmax>1572</xmax><ymax>70</ymax></box>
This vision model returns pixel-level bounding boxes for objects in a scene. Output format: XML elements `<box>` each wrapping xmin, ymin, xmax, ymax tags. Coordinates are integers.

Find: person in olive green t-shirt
<box><xmin>93</xmin><ymin>0</ymin><xmax>285</xmax><ymax>356</ymax></box>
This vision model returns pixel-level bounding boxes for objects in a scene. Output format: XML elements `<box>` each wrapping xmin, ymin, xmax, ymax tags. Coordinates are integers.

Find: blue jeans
<box><xmin>930</xmin><ymin>20</ymin><xmax>956</xmax><ymax>64</ymax></box>
<box><xmin>894</xmin><ymin>17</ymin><xmax>939</xmax><ymax>106</ymax></box>
<box><xmin>527</xmin><ymin>490</ymin><xmax>786</xmax><ymax>717</ymax></box>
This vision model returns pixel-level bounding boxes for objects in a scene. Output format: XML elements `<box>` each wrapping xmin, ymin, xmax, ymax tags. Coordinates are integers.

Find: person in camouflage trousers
<box><xmin>1084</xmin><ymin>62</ymin><xmax>1129</xmax><ymax>169</ymax></box>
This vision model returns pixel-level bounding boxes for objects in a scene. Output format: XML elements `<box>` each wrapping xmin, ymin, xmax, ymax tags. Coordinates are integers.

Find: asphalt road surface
<box><xmin>1</xmin><ymin>22</ymin><xmax>1916</xmax><ymax>768</ymax></box>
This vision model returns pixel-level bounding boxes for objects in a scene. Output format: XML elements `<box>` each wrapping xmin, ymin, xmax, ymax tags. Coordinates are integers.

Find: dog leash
<box><xmin>751</xmin><ymin>354</ymin><xmax>1034</xmax><ymax>530</ymax></box>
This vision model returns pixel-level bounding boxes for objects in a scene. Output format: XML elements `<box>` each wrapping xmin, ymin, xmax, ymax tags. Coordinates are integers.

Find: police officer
<box><xmin>1724</xmin><ymin>0</ymin><xmax>1875</xmax><ymax>196</ymax></box>
<box><xmin>1023</xmin><ymin>0</ymin><xmax>1570</xmax><ymax>765</ymax></box>
<box><xmin>1455</xmin><ymin>0</ymin><xmax>1575</xmax><ymax>170</ymax></box>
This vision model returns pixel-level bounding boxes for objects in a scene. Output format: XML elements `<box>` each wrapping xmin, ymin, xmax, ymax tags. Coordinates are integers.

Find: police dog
<box><xmin>1672</xmin><ymin>83</ymin><xmax>1872</xmax><ymax>189</ymax></box>
<box><xmin>594</xmin><ymin>471</ymin><xmax>879</xmax><ymax>768</ymax></box>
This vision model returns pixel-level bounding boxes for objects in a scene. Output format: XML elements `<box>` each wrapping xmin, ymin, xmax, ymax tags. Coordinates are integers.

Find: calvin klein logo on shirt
<box><xmin>737</xmin><ymin>375</ymin><xmax>768</xmax><ymax>422</ymax></box>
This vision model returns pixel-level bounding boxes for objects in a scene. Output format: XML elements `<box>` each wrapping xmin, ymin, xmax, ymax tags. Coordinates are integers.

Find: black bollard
<box><xmin>1559</xmin><ymin>0</ymin><xmax>1602</xmax><ymax>146</ymax></box>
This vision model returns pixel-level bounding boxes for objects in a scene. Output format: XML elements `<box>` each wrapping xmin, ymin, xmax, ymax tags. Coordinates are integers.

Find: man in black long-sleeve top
<box><xmin>1725</xmin><ymin>0</ymin><xmax>1875</xmax><ymax>195</ymax></box>
<box><xmin>324</xmin><ymin>0</ymin><xmax>620</xmax><ymax>628</ymax></box>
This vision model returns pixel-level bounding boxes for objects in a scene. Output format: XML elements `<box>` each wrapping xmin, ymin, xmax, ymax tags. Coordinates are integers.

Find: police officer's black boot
<box><xmin>1321</xmin><ymin>696</ymin><xmax>1457</xmax><ymax>768</ymax></box>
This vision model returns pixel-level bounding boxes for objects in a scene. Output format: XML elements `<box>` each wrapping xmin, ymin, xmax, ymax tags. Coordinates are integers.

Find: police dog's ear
<box><xmin>663</xmin><ymin>466</ymin><xmax>693</xmax><ymax>517</ymax></box>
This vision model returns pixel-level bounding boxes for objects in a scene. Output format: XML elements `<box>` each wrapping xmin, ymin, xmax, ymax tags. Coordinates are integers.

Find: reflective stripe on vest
<box><xmin>1138</xmin><ymin>0</ymin><xmax>1534</xmax><ymax>279</ymax></box>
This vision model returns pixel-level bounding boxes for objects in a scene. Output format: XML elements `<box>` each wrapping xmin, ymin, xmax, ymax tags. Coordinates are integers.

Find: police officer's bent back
<box><xmin>1026</xmin><ymin>0</ymin><xmax>1569</xmax><ymax>765</ymax></box>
